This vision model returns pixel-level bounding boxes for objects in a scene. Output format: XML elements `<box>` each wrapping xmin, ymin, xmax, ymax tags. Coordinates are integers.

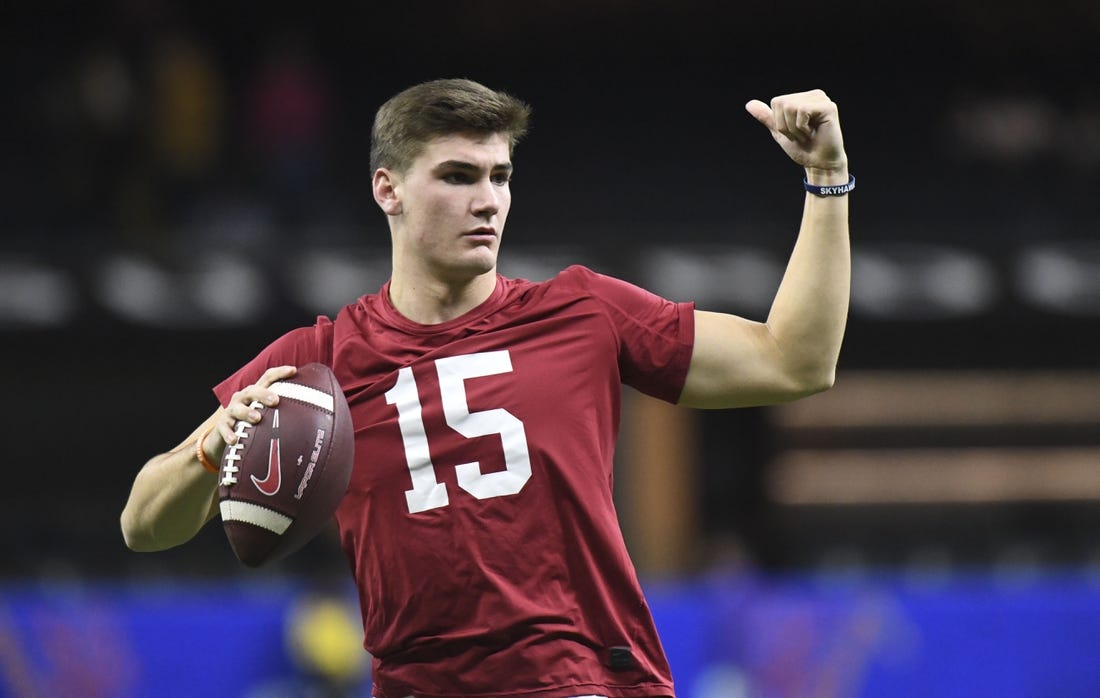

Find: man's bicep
<box><xmin>678</xmin><ymin>310</ymin><xmax>803</xmax><ymax>409</ymax></box>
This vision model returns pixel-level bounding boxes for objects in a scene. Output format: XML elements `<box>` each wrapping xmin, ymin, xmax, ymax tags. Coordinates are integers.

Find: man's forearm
<box><xmin>121</xmin><ymin>435</ymin><xmax>220</xmax><ymax>552</ymax></box>
<box><xmin>765</xmin><ymin>167</ymin><xmax>851</xmax><ymax>390</ymax></box>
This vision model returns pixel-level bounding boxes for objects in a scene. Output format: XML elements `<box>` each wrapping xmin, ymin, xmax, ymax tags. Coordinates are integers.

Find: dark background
<box><xmin>3</xmin><ymin>1</ymin><xmax>1099</xmax><ymax>579</ymax></box>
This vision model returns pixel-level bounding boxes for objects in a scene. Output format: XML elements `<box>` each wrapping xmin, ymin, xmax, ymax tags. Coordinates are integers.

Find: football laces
<box><xmin>221</xmin><ymin>400</ymin><xmax>263</xmax><ymax>487</ymax></box>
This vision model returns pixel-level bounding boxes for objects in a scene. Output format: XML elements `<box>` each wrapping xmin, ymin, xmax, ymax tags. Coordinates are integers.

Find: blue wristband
<box><xmin>803</xmin><ymin>174</ymin><xmax>855</xmax><ymax>196</ymax></box>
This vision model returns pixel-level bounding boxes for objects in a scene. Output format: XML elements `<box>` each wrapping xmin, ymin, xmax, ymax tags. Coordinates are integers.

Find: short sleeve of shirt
<box><xmin>212</xmin><ymin>316</ymin><xmax>334</xmax><ymax>406</ymax></box>
<box><xmin>559</xmin><ymin>265</ymin><xmax>695</xmax><ymax>404</ymax></box>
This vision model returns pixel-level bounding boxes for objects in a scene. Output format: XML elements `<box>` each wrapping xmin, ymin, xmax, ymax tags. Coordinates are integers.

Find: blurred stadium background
<box><xmin>2</xmin><ymin>1</ymin><xmax>1100</xmax><ymax>695</ymax></box>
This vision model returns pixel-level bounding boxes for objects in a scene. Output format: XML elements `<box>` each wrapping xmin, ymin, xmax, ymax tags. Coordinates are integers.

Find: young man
<box><xmin>121</xmin><ymin>79</ymin><xmax>850</xmax><ymax>697</ymax></box>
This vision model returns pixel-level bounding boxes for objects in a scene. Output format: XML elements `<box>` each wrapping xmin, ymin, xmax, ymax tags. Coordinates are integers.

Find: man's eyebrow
<box><xmin>432</xmin><ymin>160</ymin><xmax>513</xmax><ymax>174</ymax></box>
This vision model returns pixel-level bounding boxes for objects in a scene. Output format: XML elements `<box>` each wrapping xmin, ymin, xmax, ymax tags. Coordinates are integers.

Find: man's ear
<box><xmin>372</xmin><ymin>168</ymin><xmax>402</xmax><ymax>216</ymax></box>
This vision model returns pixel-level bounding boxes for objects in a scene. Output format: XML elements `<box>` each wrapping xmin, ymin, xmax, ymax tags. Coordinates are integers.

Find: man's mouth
<box><xmin>463</xmin><ymin>227</ymin><xmax>496</xmax><ymax>240</ymax></box>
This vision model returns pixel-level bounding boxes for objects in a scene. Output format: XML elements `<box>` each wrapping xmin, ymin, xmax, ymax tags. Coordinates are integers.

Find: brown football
<box><xmin>217</xmin><ymin>363</ymin><xmax>353</xmax><ymax>567</ymax></box>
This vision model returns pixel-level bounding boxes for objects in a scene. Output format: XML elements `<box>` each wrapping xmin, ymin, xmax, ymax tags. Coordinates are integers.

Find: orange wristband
<box><xmin>195</xmin><ymin>427</ymin><xmax>219</xmax><ymax>474</ymax></box>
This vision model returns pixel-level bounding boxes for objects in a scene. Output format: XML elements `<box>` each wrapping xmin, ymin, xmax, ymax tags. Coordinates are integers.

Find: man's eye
<box><xmin>442</xmin><ymin>173</ymin><xmax>471</xmax><ymax>184</ymax></box>
<box><xmin>491</xmin><ymin>174</ymin><xmax>511</xmax><ymax>185</ymax></box>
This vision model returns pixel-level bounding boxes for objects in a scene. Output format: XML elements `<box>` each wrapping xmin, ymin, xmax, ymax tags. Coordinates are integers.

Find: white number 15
<box><xmin>384</xmin><ymin>351</ymin><xmax>533</xmax><ymax>514</ymax></box>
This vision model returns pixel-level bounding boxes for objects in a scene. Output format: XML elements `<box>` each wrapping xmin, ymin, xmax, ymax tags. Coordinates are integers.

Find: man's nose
<box><xmin>471</xmin><ymin>180</ymin><xmax>500</xmax><ymax>218</ymax></box>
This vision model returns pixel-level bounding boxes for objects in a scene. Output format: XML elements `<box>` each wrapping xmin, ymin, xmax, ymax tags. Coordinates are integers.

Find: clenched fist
<box><xmin>746</xmin><ymin>89</ymin><xmax>848</xmax><ymax>177</ymax></box>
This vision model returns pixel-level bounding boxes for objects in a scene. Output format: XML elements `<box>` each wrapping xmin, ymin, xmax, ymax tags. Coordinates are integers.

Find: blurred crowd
<box><xmin>9</xmin><ymin>2</ymin><xmax>1099</xmax><ymax>259</ymax></box>
<box><xmin>13</xmin><ymin>8</ymin><xmax>353</xmax><ymax>258</ymax></box>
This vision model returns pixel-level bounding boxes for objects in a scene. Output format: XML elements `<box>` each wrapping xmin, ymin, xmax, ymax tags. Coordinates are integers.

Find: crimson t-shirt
<box><xmin>214</xmin><ymin>265</ymin><xmax>694</xmax><ymax>698</ymax></box>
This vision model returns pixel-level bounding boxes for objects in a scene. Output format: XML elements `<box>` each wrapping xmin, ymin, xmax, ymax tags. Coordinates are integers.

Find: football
<box><xmin>218</xmin><ymin>363</ymin><xmax>354</xmax><ymax>567</ymax></box>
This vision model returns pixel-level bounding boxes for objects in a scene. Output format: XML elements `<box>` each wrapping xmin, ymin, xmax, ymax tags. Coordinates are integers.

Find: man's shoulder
<box><xmin>515</xmin><ymin>264</ymin><xmax>605</xmax><ymax>296</ymax></box>
<box><xmin>496</xmin><ymin>265</ymin><xmax>607</xmax><ymax>314</ymax></box>
<box><xmin>331</xmin><ymin>289</ymin><xmax>384</xmax><ymax>323</ymax></box>
<box><xmin>533</xmin><ymin>264</ymin><xmax>663</xmax><ymax>307</ymax></box>
<box><xmin>550</xmin><ymin>263</ymin><xmax>601</xmax><ymax>284</ymax></box>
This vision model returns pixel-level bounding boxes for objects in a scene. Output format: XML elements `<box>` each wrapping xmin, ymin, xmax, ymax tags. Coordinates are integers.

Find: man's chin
<box><xmin>461</xmin><ymin>248</ymin><xmax>499</xmax><ymax>275</ymax></box>
<box><xmin>440</xmin><ymin>251</ymin><xmax>498</xmax><ymax>281</ymax></box>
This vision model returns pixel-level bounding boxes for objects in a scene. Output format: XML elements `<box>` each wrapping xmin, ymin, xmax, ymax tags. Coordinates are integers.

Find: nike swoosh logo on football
<box><xmin>251</xmin><ymin>409</ymin><xmax>282</xmax><ymax>496</ymax></box>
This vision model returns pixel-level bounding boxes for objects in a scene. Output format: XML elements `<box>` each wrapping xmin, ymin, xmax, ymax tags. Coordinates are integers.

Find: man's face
<box><xmin>389</xmin><ymin>132</ymin><xmax>513</xmax><ymax>283</ymax></box>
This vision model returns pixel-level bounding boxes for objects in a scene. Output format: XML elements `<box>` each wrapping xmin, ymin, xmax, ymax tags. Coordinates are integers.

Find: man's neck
<box><xmin>387</xmin><ymin>271</ymin><xmax>497</xmax><ymax>325</ymax></box>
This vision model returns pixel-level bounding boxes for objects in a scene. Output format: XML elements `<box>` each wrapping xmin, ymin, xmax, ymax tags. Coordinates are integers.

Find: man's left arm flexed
<box><xmin>680</xmin><ymin>89</ymin><xmax>851</xmax><ymax>410</ymax></box>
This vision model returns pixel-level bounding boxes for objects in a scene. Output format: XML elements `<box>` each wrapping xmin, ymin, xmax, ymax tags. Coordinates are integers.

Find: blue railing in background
<box><xmin>2</xmin><ymin>570</ymin><xmax>1099</xmax><ymax>697</ymax></box>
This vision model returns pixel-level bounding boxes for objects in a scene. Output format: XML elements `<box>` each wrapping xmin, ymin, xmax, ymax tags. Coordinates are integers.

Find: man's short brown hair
<box><xmin>370</xmin><ymin>78</ymin><xmax>532</xmax><ymax>174</ymax></box>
